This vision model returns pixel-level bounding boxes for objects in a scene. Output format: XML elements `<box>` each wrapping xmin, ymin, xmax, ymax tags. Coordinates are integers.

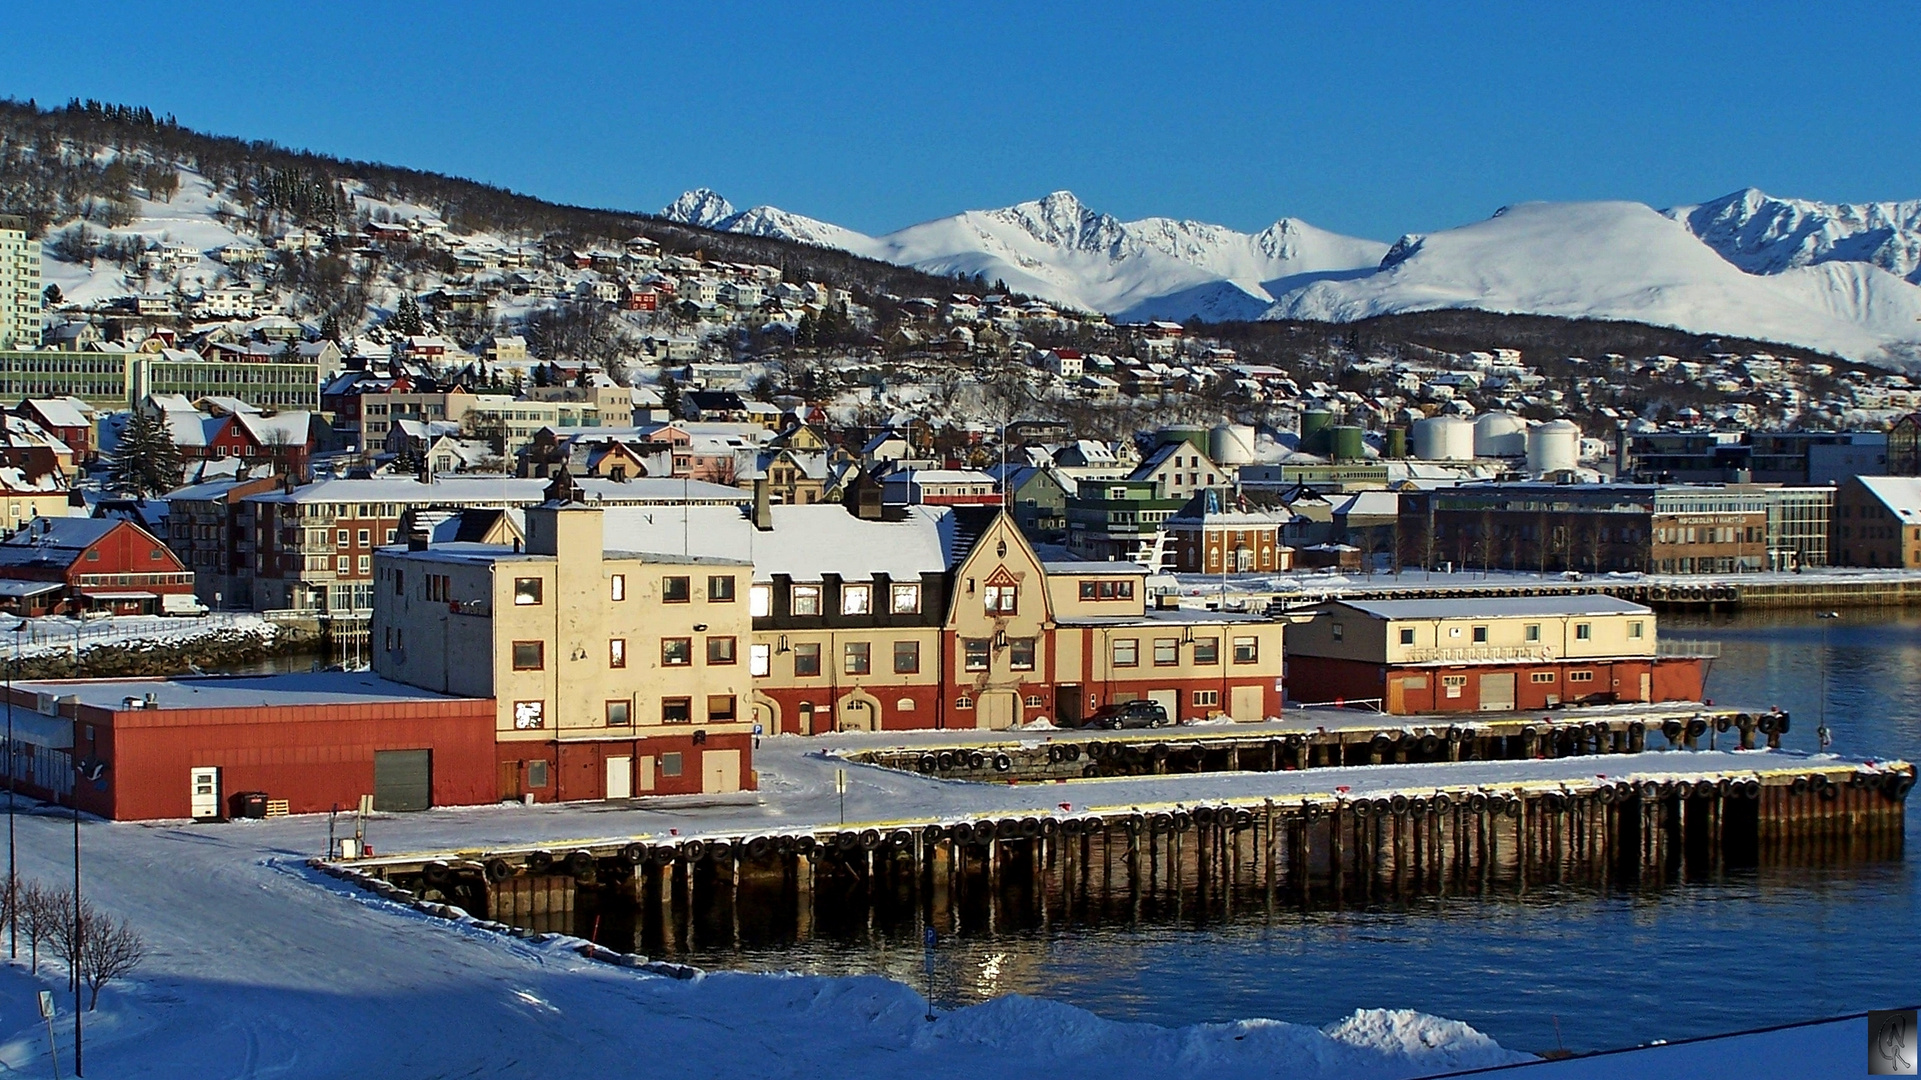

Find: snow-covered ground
<box><xmin>0</xmin><ymin>613</ymin><xmax>277</xmax><ymax>661</ymax></box>
<box><xmin>0</xmin><ymin>732</ymin><xmax>1884</xmax><ymax>1078</ymax></box>
<box><xmin>1163</xmin><ymin>564</ymin><xmax>1921</xmax><ymax>601</ymax></box>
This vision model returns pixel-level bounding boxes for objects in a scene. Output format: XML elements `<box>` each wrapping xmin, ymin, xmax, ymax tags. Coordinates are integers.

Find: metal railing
<box><xmin>0</xmin><ymin>611</ymin><xmax>258</xmax><ymax>659</ymax></box>
<box><xmin>1657</xmin><ymin>640</ymin><xmax>1723</xmax><ymax>659</ymax></box>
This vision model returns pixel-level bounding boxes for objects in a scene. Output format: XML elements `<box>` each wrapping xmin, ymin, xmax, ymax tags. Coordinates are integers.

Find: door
<box><xmin>373</xmin><ymin>749</ymin><xmax>432</xmax><ymax>811</ymax></box>
<box><xmin>839</xmin><ymin>698</ymin><xmax>876</xmax><ymax>732</ymax></box>
<box><xmin>1230</xmin><ymin>685</ymin><xmax>1264</xmax><ymax>722</ymax></box>
<box><xmin>1148</xmin><ymin>689</ymin><xmax>1180</xmax><ymax>722</ymax></box>
<box><xmin>497</xmin><ymin>761</ymin><xmax>521</xmax><ymax>801</ymax></box>
<box><xmin>1478</xmin><ymin>672</ymin><xmax>1516</xmax><ymax>712</ymax></box>
<box><xmin>1386</xmin><ymin>676</ymin><xmax>1406</xmax><ymax>714</ymax></box>
<box><xmin>977</xmin><ymin>691</ymin><xmax>1018</xmax><ymax>730</ymax></box>
<box><xmin>190</xmin><ymin>767</ymin><xmax>220</xmax><ymax>820</ymax></box>
<box><xmin>702</xmin><ymin>750</ymin><xmax>741</xmax><ymax>794</ymax></box>
<box><xmin>1639</xmin><ymin>672</ymin><xmax>1652</xmax><ymax>702</ymax></box>
<box><xmin>1056</xmin><ymin>685</ymin><xmax>1083</xmax><ymax>727</ymax></box>
<box><xmin>636</xmin><ymin>756</ymin><xmax>656</xmax><ymax>793</ymax></box>
<box><xmin>604</xmin><ymin>756</ymin><xmax>633</xmax><ymax>800</ymax></box>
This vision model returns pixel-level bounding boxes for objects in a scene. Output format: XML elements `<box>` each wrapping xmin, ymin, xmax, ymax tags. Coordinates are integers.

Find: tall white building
<box><xmin>0</xmin><ymin>215</ymin><xmax>43</xmax><ymax>349</ymax></box>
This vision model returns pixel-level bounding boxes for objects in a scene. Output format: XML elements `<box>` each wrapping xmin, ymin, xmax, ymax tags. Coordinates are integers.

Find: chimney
<box><xmin>753</xmin><ymin>476</ymin><xmax>772</xmax><ymax>531</ymax></box>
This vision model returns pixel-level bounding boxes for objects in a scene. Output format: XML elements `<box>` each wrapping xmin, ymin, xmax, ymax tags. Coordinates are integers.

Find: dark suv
<box><xmin>1081</xmin><ymin>700</ymin><xmax>1171</xmax><ymax>729</ymax></box>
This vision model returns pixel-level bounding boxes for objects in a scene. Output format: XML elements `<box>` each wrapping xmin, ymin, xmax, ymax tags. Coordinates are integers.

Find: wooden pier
<box><xmin>341</xmin><ymin>758</ymin><xmax>1913</xmax><ymax>954</ymax></box>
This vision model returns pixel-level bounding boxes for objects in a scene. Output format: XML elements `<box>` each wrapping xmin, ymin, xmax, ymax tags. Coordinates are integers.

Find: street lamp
<box><xmin>71</xmin><ymin>753</ymin><xmax>106</xmax><ymax>1078</ymax></box>
<box><xmin>6</xmin><ymin>619</ymin><xmax>17</xmax><ymax>960</ymax></box>
<box><xmin>1817</xmin><ymin>611</ymin><xmax>1839</xmax><ymax>750</ymax></box>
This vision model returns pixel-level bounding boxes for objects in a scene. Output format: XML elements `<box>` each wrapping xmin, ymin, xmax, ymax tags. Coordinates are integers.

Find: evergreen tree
<box><xmin>657</xmin><ymin>370</ymin><xmax>682</xmax><ymax>417</ymax></box>
<box><xmin>108</xmin><ymin>410</ymin><xmax>184</xmax><ymax>498</ymax></box>
<box><xmin>390</xmin><ymin>294</ymin><xmax>425</xmax><ymax>336</ymax></box>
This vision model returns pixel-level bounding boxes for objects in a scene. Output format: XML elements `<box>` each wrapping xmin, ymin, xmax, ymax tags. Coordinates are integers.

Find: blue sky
<box><xmin>7</xmin><ymin>2</ymin><xmax>1917</xmax><ymax>240</ymax></box>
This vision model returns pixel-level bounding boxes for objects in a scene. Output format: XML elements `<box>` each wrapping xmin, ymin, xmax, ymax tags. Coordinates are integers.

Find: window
<box><xmin>708</xmin><ymin>575</ymin><xmax>736</xmax><ymax>602</ymax></box>
<box><xmin>1575</xmin><ymin>623</ymin><xmax>1592</xmax><ymax>641</ymax></box>
<box><xmin>357</xmin><ymin>555</ymin><xmax>371</xmax><ymax>573</ymax></box>
<box><xmin>963</xmin><ymin>638</ymin><xmax>990</xmax><ymax>671</ymax></box>
<box><xmin>1629</xmin><ymin>621</ymin><xmax>1644</xmax><ymax>639</ymax></box>
<box><xmin>150</xmin><ymin>548</ymin><xmax>164</xmax><ymax>561</ymax></box>
<box><xmin>357</xmin><ymin>529</ymin><xmax>370</xmax><ymax>546</ymax></box>
<box><xmin>610</xmin><ymin>574</ymin><xmax>625</xmax><ymax>601</ymax></box>
<box><xmin>606</xmin><ymin>700</ymin><xmax>631</xmax><ymax>726</ymax></box>
<box><xmin>662</xmin><ymin>637</ymin><xmax>692</xmax><ymax>666</ymax></box>
<box><xmin>661</xmin><ymin>698</ymin><xmax>692</xmax><ymax>724</ymax></box>
<box><xmin>1113</xmin><ymin>638</ymin><xmax>1139</xmax><ymax>666</ymax></box>
<box><xmin>1153</xmin><ymin>638</ymin><xmax>1179</xmax><ymax>666</ymax></box>
<box><xmin>1233</xmin><ymin>636</ymin><xmax>1259</xmax><ymax>664</ymax></box>
<box><xmin>1193</xmin><ymin>689</ymin><xmax>1219</xmax><ymax>707</ymax></box>
<box><xmin>844</xmin><ymin>641</ymin><xmax>871</xmax><ymax>675</ymax></box>
<box><xmin>891</xmin><ymin>583</ymin><xmax>921</xmax><ymax>613</ymax></box>
<box><xmin>1525</xmin><ymin>623</ymin><xmax>1541</xmax><ymax>643</ymax></box>
<box><xmin>526</xmin><ymin>760</ymin><xmax>549</xmax><ymax>788</ymax></box>
<box><xmin>662</xmin><ymin>576</ymin><xmax>691</xmax><ymax>603</ymax></box>
<box><xmin>954</xmin><ymin>696</ymin><xmax>973</xmax><ymax>710</ymax></box>
<box><xmin>1079</xmin><ymin>580</ymin><xmax>1135</xmax><ymax>600</ymax></box>
<box><xmin>1025</xmin><ymin>695</ymin><xmax>1044</xmax><ymax>708</ymax></box>
<box><xmin>794</xmin><ymin>642</ymin><xmax>821</xmax><ymax>676</ymax></box>
<box><xmin>85</xmin><ymin>550</ymin><xmax>99</xmax><ymax>562</ymax></box>
<box><xmin>336</xmin><ymin>556</ymin><xmax>351</xmax><ymax>574</ymax></box>
<box><xmin>385</xmin><ymin>529</ymin><xmax>397</xmax><ymax>544</ymax></box>
<box><xmin>707</xmin><ymin>636</ymin><xmax>737</xmax><ymax>665</ymax></box>
<box><xmin>792</xmin><ymin>585</ymin><xmax>821</xmax><ymax>615</ymax></box>
<box><xmin>514</xmin><ymin>577</ymin><xmax>543</xmax><ymax>605</ymax></box>
<box><xmin>512</xmin><ymin>641</ymin><xmax>544</xmax><ymax>670</ymax></box>
<box><xmin>1010</xmin><ymin>637</ymin><xmax>1036</xmax><ymax>670</ymax></box>
<box><xmin>1471</xmin><ymin>625</ymin><xmax>1488</xmax><ymax>644</ymax></box>
<box><xmin>707</xmin><ymin>695</ymin><xmax>737</xmax><ymax>721</ymax></box>
<box><xmin>394</xmin><ymin>570</ymin><xmax>405</xmax><ymax>596</ymax></box>
<box><xmin>513</xmin><ymin>700</ymin><xmax>545</xmax><ymax>729</ymax></box>
<box><xmin>1441</xmin><ymin>675</ymin><xmax>1466</xmax><ymax>699</ymax></box>
<box><xmin>1331</xmin><ymin>622</ymin><xmax>1344</xmax><ymax>642</ymax></box>
<box><xmin>608</xmin><ymin>638</ymin><xmax>626</xmax><ymax>668</ymax></box>
<box><xmin>1194</xmin><ymin>637</ymin><xmax>1218</xmax><ymax>664</ymax></box>
<box><xmin>894</xmin><ymin>640</ymin><xmax>920</xmax><ymax>674</ymax></box>
<box><xmin>336</xmin><ymin>530</ymin><xmax>349</xmax><ymax>549</ymax></box>
<box><xmin>661</xmin><ymin>752</ymin><xmax>683</xmax><ymax>777</ymax></box>
<box><xmin>1531</xmin><ymin>672</ymin><xmax>1557</xmax><ymax>683</ymax></box>
<box><xmin>750</xmin><ymin>643</ymin><xmax>771</xmax><ymax>676</ymax></box>
<box><xmin>984</xmin><ymin>583</ymin><xmax>1018</xmax><ymax>614</ymax></box>
<box><xmin>750</xmin><ymin>584</ymin><xmax>772</xmax><ymax>617</ymax></box>
<box><xmin>1399</xmin><ymin>627</ymin><xmax>1415</xmax><ymax>645</ymax></box>
<box><xmin>1568</xmin><ymin>670</ymin><xmax>1595</xmax><ymax>683</ymax></box>
<box><xmin>842</xmin><ymin>583</ymin><xmax>871</xmax><ymax>615</ymax></box>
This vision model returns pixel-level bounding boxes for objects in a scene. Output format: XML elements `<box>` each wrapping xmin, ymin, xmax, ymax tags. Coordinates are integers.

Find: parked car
<box><xmin>1081</xmin><ymin>700</ymin><xmax>1171</xmax><ymax>729</ymax></box>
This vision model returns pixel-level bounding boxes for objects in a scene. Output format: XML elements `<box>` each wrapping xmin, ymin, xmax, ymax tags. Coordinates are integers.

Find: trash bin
<box><xmin>234</xmin><ymin>791</ymin><xmax>269</xmax><ymax>820</ymax></box>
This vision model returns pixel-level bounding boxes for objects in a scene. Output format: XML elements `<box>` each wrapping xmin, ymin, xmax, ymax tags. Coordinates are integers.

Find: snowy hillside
<box><xmin>662</xmin><ymin>184</ymin><xmax>1921</xmax><ymax>360</ymax></box>
<box><xmin>1670</xmin><ymin>188</ymin><xmax>1921</xmax><ymax>284</ymax></box>
<box><xmin>1260</xmin><ymin>201</ymin><xmax>1921</xmax><ymax>361</ymax></box>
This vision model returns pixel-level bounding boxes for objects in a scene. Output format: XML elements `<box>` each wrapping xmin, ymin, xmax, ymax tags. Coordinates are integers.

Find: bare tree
<box><xmin>20</xmin><ymin>879</ymin><xmax>60</xmax><ymax>972</ymax></box>
<box><xmin>78</xmin><ymin>911</ymin><xmax>147</xmax><ymax>1010</ymax></box>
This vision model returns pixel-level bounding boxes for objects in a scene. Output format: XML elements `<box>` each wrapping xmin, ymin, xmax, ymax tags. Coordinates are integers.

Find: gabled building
<box><xmin>0</xmin><ymin>517</ymin><xmax>193</xmax><ymax>616</ymax></box>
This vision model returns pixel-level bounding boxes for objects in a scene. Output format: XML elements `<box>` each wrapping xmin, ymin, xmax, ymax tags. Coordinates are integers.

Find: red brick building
<box><xmin>0</xmin><ymin>518</ymin><xmax>193</xmax><ymax>615</ymax></box>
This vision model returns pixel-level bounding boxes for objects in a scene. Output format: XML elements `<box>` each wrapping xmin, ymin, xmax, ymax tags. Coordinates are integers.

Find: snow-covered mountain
<box><xmin>662</xmin><ymin>186</ymin><xmax>1921</xmax><ymax>361</ymax></box>
<box><xmin>1669</xmin><ymin>189</ymin><xmax>1921</xmax><ymax>284</ymax></box>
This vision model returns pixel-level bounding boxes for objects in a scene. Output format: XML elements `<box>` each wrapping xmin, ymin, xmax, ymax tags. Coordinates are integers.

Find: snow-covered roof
<box><xmin>594</xmin><ymin>504</ymin><xmax>960</xmax><ymax>582</ymax></box>
<box><xmin>1335</xmin><ymin>595</ymin><xmax>1652</xmax><ymax>621</ymax></box>
<box><xmin>22</xmin><ymin>398</ymin><xmax>93</xmax><ymax>429</ymax></box>
<box><xmin>14</xmin><ymin>672</ymin><xmax>476</xmax><ymax>711</ymax></box>
<box><xmin>1854</xmin><ymin>476</ymin><xmax>1921</xmax><ymax>524</ymax></box>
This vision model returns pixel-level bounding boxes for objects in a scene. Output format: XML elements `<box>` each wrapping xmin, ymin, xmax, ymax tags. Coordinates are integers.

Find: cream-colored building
<box><xmin>0</xmin><ymin>216</ymin><xmax>43</xmax><ymax>351</ymax></box>
<box><xmin>372</xmin><ymin>492</ymin><xmax>755</xmax><ymax>801</ymax></box>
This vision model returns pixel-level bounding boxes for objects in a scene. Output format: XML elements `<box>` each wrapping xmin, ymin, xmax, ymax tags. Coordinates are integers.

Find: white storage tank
<box><xmin>1527</xmin><ymin>419</ymin><xmax>1581</xmax><ymax>475</ymax></box>
<box><xmin>1412</xmin><ymin>415</ymin><xmax>1474</xmax><ymax>461</ymax></box>
<box><xmin>1473</xmin><ymin>412</ymin><xmax>1528</xmax><ymax>457</ymax></box>
<box><xmin>1208</xmin><ymin>422</ymin><xmax>1257</xmax><ymax>466</ymax></box>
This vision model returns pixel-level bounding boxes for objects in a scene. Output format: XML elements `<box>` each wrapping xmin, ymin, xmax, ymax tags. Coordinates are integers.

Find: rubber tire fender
<box><xmin>483</xmin><ymin>858</ymin><xmax>513</xmax><ymax>884</ymax></box>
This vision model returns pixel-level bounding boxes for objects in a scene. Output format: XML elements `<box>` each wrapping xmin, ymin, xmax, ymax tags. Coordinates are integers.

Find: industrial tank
<box><xmin>1473</xmin><ymin>412</ymin><xmax>1528</xmax><ymax>457</ymax></box>
<box><xmin>1412</xmin><ymin>415</ymin><xmax>1474</xmax><ymax>461</ymax></box>
<box><xmin>1527</xmin><ymin>419</ymin><xmax>1581</xmax><ymax>475</ymax></box>
<box><xmin>1385</xmin><ymin>426</ymin><xmax>1408</xmax><ymax>459</ymax></box>
<box><xmin>1159</xmin><ymin>424</ymin><xmax>1209</xmax><ymax>454</ymax></box>
<box><xmin>1208</xmin><ymin>422</ymin><xmax>1257</xmax><ymax>466</ymax></box>
<box><xmin>1299</xmin><ymin>409</ymin><xmax>1334</xmax><ymax>456</ymax></box>
<box><xmin>1330</xmin><ymin>425</ymin><xmax>1365</xmax><ymax>462</ymax></box>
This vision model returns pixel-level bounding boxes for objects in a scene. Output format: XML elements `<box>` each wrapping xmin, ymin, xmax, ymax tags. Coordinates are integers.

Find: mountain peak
<box><xmin>661</xmin><ymin>188</ymin><xmax>737</xmax><ymax>229</ymax></box>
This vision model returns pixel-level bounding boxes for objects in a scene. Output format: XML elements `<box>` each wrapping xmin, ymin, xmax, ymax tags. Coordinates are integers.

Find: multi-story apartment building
<box><xmin>1832</xmin><ymin>475</ymin><xmax>1921</xmax><ymax>569</ymax></box>
<box><xmin>373</xmin><ymin>493</ymin><xmax>755</xmax><ymax>801</ymax></box>
<box><xmin>0</xmin><ymin>216</ymin><xmax>42</xmax><ymax>350</ymax></box>
<box><xmin>164</xmin><ymin>475</ymin><xmax>283</xmax><ymax>608</ymax></box>
<box><xmin>1064</xmin><ymin>477</ymin><xmax>1184</xmax><ymax>566</ymax></box>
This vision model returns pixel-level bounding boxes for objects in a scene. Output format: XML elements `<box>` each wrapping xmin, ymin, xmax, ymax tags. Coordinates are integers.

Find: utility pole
<box><xmin>7</xmin><ymin>622</ymin><xmax>16</xmax><ymax>960</ymax></box>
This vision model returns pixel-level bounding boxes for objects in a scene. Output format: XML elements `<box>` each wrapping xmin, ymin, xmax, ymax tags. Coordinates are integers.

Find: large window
<box><xmin>606</xmin><ymin>700</ymin><xmax>631</xmax><ymax>726</ymax></box>
<box><xmin>842</xmin><ymin>583</ymin><xmax>871</xmax><ymax>615</ymax></box>
<box><xmin>513</xmin><ymin>700</ymin><xmax>545</xmax><ymax>730</ymax></box>
<box><xmin>514</xmin><ymin>577</ymin><xmax>543</xmax><ymax>606</ymax></box>
<box><xmin>844</xmin><ymin>641</ymin><xmax>871</xmax><ymax>675</ymax></box>
<box><xmin>707</xmin><ymin>636</ymin><xmax>737</xmax><ymax>665</ymax></box>
<box><xmin>891</xmin><ymin>583</ymin><xmax>921</xmax><ymax>613</ymax></box>
<box><xmin>662</xmin><ymin>637</ymin><xmax>692</xmax><ymax>666</ymax></box>
<box><xmin>984</xmin><ymin>584</ymin><xmax>1018</xmax><ymax>615</ymax></box>
<box><xmin>662</xmin><ymin>575</ymin><xmax>691</xmax><ymax>603</ymax></box>
<box><xmin>1010</xmin><ymin>637</ymin><xmax>1036</xmax><ymax>671</ymax></box>
<box><xmin>708</xmin><ymin>575</ymin><xmax>736</xmax><ymax>602</ymax></box>
<box><xmin>750</xmin><ymin>584</ymin><xmax>772</xmax><ymax>617</ymax></box>
<box><xmin>1233</xmin><ymin>636</ymin><xmax>1259</xmax><ymax>664</ymax></box>
<box><xmin>794</xmin><ymin>642</ymin><xmax>821</xmax><ymax>677</ymax></box>
<box><xmin>1078</xmin><ymin>579</ymin><xmax>1134</xmax><ymax>601</ymax></box>
<box><xmin>707</xmin><ymin>695</ymin><xmax>737</xmax><ymax>721</ymax></box>
<box><xmin>963</xmin><ymin>638</ymin><xmax>990</xmax><ymax>672</ymax></box>
<box><xmin>750</xmin><ymin>643</ymin><xmax>771</xmax><ymax>676</ymax></box>
<box><xmin>792</xmin><ymin>585</ymin><xmax>821</xmax><ymax>616</ymax></box>
<box><xmin>894</xmin><ymin>640</ymin><xmax>920</xmax><ymax>674</ymax></box>
<box><xmin>1113</xmin><ymin>638</ymin><xmax>1139</xmax><ymax>667</ymax></box>
<box><xmin>511</xmin><ymin>641</ymin><xmax>544</xmax><ymax>670</ymax></box>
<box><xmin>1193</xmin><ymin>637</ymin><xmax>1218</xmax><ymax>664</ymax></box>
<box><xmin>1153</xmin><ymin>638</ymin><xmax>1179</xmax><ymax>666</ymax></box>
<box><xmin>661</xmin><ymin>698</ymin><xmax>692</xmax><ymax>724</ymax></box>
<box><xmin>609</xmin><ymin>638</ymin><xmax>626</xmax><ymax>668</ymax></box>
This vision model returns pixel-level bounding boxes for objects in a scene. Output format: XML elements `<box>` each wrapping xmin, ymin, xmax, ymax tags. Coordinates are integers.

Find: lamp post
<box><xmin>1817</xmin><ymin>611</ymin><xmax>1839</xmax><ymax>750</ymax></box>
<box><xmin>71</xmin><ymin>754</ymin><xmax>103</xmax><ymax>1078</ymax></box>
<box><xmin>6</xmin><ymin>620</ymin><xmax>16</xmax><ymax>960</ymax></box>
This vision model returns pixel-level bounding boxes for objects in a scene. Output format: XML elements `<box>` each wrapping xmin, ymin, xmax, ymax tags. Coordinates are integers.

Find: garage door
<box><xmin>1148</xmin><ymin>689</ymin><xmax>1180</xmax><ymax>722</ymax></box>
<box><xmin>373</xmin><ymin>749</ymin><xmax>432</xmax><ymax>811</ymax></box>
<box><xmin>702</xmin><ymin>750</ymin><xmax>741</xmax><ymax>794</ymax></box>
<box><xmin>1478</xmin><ymin>672</ymin><xmax>1516</xmax><ymax>712</ymax></box>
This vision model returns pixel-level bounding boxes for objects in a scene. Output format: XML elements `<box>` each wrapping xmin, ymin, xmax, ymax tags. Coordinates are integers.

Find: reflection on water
<box><xmin>625</xmin><ymin>610</ymin><xmax>1921</xmax><ymax>1055</ymax></box>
